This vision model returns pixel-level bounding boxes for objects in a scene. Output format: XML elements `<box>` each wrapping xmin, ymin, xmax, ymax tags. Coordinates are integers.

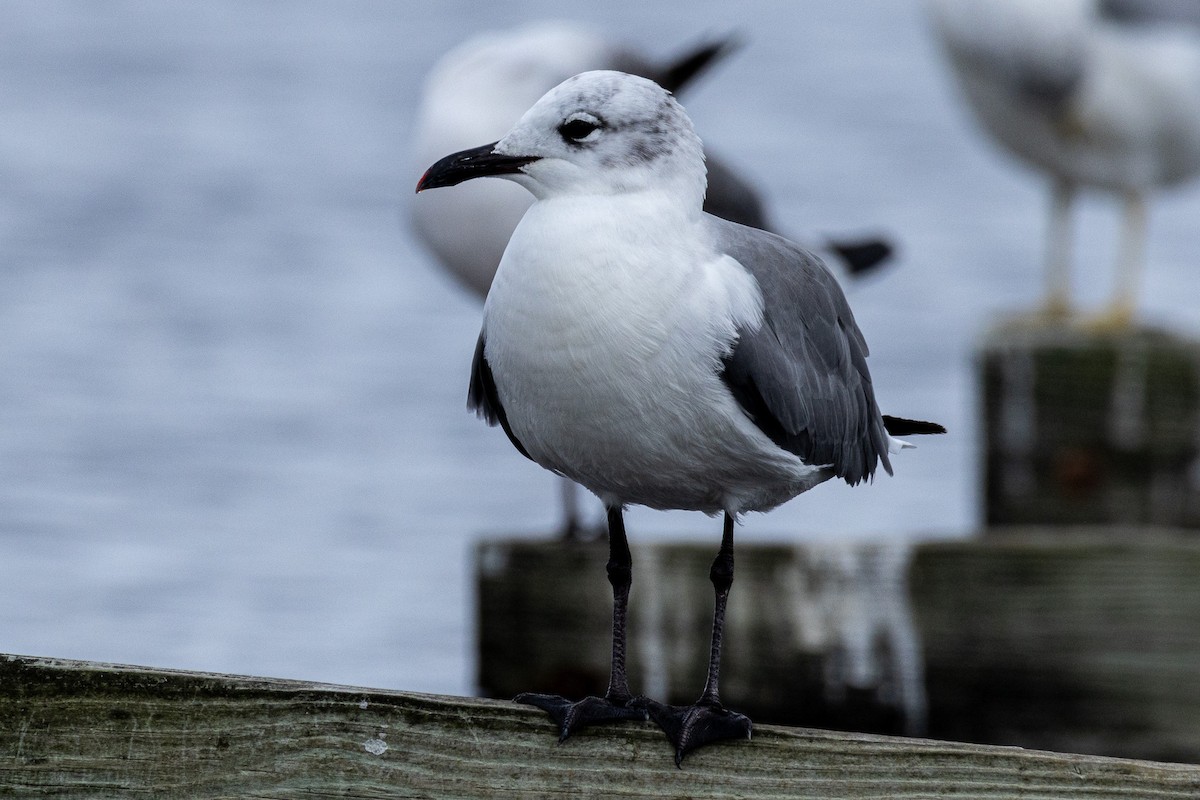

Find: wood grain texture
<box><xmin>4</xmin><ymin>653</ymin><xmax>1200</xmax><ymax>798</ymax></box>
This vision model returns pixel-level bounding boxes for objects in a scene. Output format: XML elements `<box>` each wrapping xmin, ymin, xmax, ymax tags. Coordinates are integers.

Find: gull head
<box><xmin>416</xmin><ymin>70</ymin><xmax>707</xmax><ymax>205</ymax></box>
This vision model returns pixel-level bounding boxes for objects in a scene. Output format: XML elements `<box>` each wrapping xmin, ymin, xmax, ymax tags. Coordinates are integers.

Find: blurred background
<box><xmin>1</xmin><ymin>0</ymin><xmax>1197</xmax><ymax>700</ymax></box>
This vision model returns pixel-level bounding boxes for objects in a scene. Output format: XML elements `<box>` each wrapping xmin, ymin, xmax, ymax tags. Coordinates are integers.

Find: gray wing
<box><xmin>468</xmin><ymin>330</ymin><xmax>533</xmax><ymax>462</ymax></box>
<box><xmin>1099</xmin><ymin>0</ymin><xmax>1200</xmax><ymax>28</ymax></box>
<box><xmin>930</xmin><ymin>2</ymin><xmax>1087</xmax><ymax>111</ymax></box>
<box><xmin>708</xmin><ymin>215</ymin><xmax>891</xmax><ymax>486</ymax></box>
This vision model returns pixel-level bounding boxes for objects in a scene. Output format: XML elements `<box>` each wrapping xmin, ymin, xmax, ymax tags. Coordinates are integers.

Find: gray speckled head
<box><xmin>492</xmin><ymin>70</ymin><xmax>707</xmax><ymax>204</ymax></box>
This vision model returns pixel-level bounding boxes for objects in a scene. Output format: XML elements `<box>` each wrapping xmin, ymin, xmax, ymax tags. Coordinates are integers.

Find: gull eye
<box><xmin>558</xmin><ymin>116</ymin><xmax>601</xmax><ymax>144</ymax></box>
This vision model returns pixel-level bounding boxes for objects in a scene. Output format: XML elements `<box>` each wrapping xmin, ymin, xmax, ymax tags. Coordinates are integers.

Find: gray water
<box><xmin>1</xmin><ymin>1</ymin><xmax>1197</xmax><ymax>695</ymax></box>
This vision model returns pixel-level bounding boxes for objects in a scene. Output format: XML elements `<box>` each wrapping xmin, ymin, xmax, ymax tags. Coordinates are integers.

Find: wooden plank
<box><xmin>476</xmin><ymin>530</ymin><xmax>1200</xmax><ymax>762</ymax></box>
<box><xmin>3</xmin><ymin>653</ymin><xmax>1200</xmax><ymax>799</ymax></box>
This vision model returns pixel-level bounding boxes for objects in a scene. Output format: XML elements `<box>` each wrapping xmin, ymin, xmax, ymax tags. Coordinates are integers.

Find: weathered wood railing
<box><xmin>3</xmin><ymin>653</ymin><xmax>1200</xmax><ymax>798</ymax></box>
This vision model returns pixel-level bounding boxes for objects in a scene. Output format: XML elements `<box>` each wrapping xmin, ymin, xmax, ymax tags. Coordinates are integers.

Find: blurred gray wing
<box><xmin>932</xmin><ymin>3</ymin><xmax>1087</xmax><ymax>111</ymax></box>
<box><xmin>1100</xmin><ymin>0</ymin><xmax>1200</xmax><ymax>28</ymax></box>
<box><xmin>708</xmin><ymin>215</ymin><xmax>891</xmax><ymax>485</ymax></box>
<box><xmin>702</xmin><ymin>153</ymin><xmax>771</xmax><ymax>230</ymax></box>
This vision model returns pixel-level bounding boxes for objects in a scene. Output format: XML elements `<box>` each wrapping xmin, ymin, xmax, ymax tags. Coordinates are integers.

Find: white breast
<box><xmin>481</xmin><ymin>194</ymin><xmax>828</xmax><ymax>514</ymax></box>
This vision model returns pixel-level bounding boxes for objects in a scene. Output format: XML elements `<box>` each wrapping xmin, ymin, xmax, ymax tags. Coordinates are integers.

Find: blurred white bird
<box><xmin>410</xmin><ymin>21</ymin><xmax>894</xmax><ymax>536</ymax></box>
<box><xmin>927</xmin><ymin>0</ymin><xmax>1200</xmax><ymax>326</ymax></box>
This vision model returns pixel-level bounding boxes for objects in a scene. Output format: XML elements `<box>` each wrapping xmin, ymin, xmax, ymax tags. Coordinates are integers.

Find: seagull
<box><xmin>416</xmin><ymin>70</ymin><xmax>944</xmax><ymax>764</ymax></box>
<box><xmin>410</xmin><ymin>22</ymin><xmax>894</xmax><ymax>537</ymax></box>
<box><xmin>927</xmin><ymin>0</ymin><xmax>1200</xmax><ymax>326</ymax></box>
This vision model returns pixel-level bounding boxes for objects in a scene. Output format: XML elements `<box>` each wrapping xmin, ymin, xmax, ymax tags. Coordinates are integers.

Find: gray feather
<box><xmin>708</xmin><ymin>215</ymin><xmax>891</xmax><ymax>486</ymax></box>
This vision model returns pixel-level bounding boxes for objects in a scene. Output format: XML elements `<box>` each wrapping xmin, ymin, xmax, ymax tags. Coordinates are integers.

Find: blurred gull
<box><xmin>410</xmin><ymin>22</ymin><xmax>894</xmax><ymax>536</ymax></box>
<box><xmin>928</xmin><ymin>0</ymin><xmax>1200</xmax><ymax>326</ymax></box>
<box><xmin>416</xmin><ymin>70</ymin><xmax>943</xmax><ymax>763</ymax></box>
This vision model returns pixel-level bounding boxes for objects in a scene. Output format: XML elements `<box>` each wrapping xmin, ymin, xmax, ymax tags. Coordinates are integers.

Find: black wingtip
<box><xmin>828</xmin><ymin>236</ymin><xmax>895</xmax><ymax>276</ymax></box>
<box><xmin>658</xmin><ymin>33</ymin><xmax>743</xmax><ymax>94</ymax></box>
<box><xmin>882</xmin><ymin>415</ymin><xmax>947</xmax><ymax>436</ymax></box>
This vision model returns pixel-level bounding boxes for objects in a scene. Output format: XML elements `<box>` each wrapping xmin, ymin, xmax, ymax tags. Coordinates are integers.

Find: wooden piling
<box><xmin>978</xmin><ymin>324</ymin><xmax>1200</xmax><ymax>528</ymax></box>
<box><xmin>4</xmin><ymin>652</ymin><xmax>1200</xmax><ymax>798</ymax></box>
<box><xmin>476</xmin><ymin>529</ymin><xmax>1200</xmax><ymax>762</ymax></box>
<box><xmin>477</xmin><ymin>536</ymin><xmax>931</xmax><ymax>736</ymax></box>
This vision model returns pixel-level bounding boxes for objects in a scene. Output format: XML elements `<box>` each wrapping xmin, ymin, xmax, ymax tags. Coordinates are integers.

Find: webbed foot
<box><xmin>634</xmin><ymin>697</ymin><xmax>752</xmax><ymax>766</ymax></box>
<box><xmin>514</xmin><ymin>692</ymin><xmax>648</xmax><ymax>742</ymax></box>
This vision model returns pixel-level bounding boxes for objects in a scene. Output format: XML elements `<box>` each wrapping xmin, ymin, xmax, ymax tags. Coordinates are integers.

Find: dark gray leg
<box><xmin>515</xmin><ymin>505</ymin><xmax>647</xmax><ymax>739</ymax></box>
<box><xmin>603</xmin><ymin>504</ymin><xmax>634</xmax><ymax>703</ymax></box>
<box><xmin>639</xmin><ymin>512</ymin><xmax>752</xmax><ymax>765</ymax></box>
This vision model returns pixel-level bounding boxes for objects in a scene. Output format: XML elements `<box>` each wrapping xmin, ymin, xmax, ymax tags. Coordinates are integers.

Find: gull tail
<box><xmin>827</xmin><ymin>235</ymin><xmax>894</xmax><ymax>277</ymax></box>
<box><xmin>882</xmin><ymin>415</ymin><xmax>946</xmax><ymax>453</ymax></box>
<box><xmin>882</xmin><ymin>415</ymin><xmax>946</xmax><ymax>436</ymax></box>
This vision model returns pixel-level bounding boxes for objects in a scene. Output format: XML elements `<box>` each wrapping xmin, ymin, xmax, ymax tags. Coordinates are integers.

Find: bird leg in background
<box><xmin>557</xmin><ymin>476</ymin><xmax>583</xmax><ymax>539</ymax></box>
<box><xmin>1042</xmin><ymin>177</ymin><xmax>1076</xmax><ymax>320</ymax></box>
<box><xmin>1088</xmin><ymin>189</ymin><xmax>1146</xmax><ymax>330</ymax></box>
<box><xmin>556</xmin><ymin>477</ymin><xmax>606</xmax><ymax>541</ymax></box>
<box><xmin>513</xmin><ymin>506</ymin><xmax>648</xmax><ymax>739</ymax></box>
<box><xmin>637</xmin><ymin>513</ymin><xmax>752</xmax><ymax>766</ymax></box>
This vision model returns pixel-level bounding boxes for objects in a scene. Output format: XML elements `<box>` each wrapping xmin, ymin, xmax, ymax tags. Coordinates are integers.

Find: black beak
<box><xmin>415</xmin><ymin>142</ymin><xmax>540</xmax><ymax>193</ymax></box>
